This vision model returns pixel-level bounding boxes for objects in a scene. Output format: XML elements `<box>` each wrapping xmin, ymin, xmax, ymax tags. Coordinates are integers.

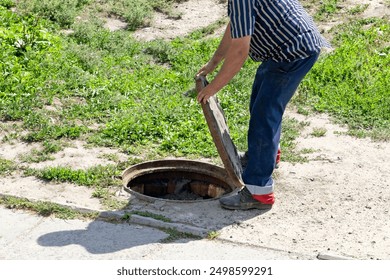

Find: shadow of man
<box><xmin>37</xmin><ymin>214</ymin><xmax>169</xmax><ymax>255</ymax></box>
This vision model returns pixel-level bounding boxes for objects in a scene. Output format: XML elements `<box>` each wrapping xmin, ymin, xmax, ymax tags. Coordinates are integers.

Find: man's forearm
<box><xmin>207</xmin><ymin>36</ymin><xmax>251</xmax><ymax>94</ymax></box>
<box><xmin>209</xmin><ymin>22</ymin><xmax>233</xmax><ymax>66</ymax></box>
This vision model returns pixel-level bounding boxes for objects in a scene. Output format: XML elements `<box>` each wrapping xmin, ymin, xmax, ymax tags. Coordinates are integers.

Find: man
<box><xmin>196</xmin><ymin>0</ymin><xmax>330</xmax><ymax>210</ymax></box>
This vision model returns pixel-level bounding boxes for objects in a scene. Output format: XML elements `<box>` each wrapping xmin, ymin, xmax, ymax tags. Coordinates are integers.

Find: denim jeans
<box><xmin>243</xmin><ymin>51</ymin><xmax>320</xmax><ymax>197</ymax></box>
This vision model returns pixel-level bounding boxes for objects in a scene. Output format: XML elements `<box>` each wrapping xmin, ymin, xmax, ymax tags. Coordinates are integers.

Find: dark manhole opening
<box><xmin>122</xmin><ymin>160</ymin><xmax>236</xmax><ymax>202</ymax></box>
<box><xmin>127</xmin><ymin>171</ymin><xmax>229</xmax><ymax>201</ymax></box>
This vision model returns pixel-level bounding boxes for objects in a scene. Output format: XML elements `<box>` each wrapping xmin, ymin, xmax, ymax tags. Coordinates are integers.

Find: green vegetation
<box><xmin>279</xmin><ymin>118</ymin><xmax>311</xmax><ymax>163</ymax></box>
<box><xmin>298</xmin><ymin>18</ymin><xmax>390</xmax><ymax>140</ymax></box>
<box><xmin>207</xmin><ymin>230</ymin><xmax>220</xmax><ymax>240</ymax></box>
<box><xmin>161</xmin><ymin>228</ymin><xmax>201</xmax><ymax>243</ymax></box>
<box><xmin>0</xmin><ymin>158</ymin><xmax>16</xmax><ymax>175</ymax></box>
<box><xmin>348</xmin><ymin>4</ymin><xmax>369</xmax><ymax>15</ymax></box>
<box><xmin>19</xmin><ymin>140</ymin><xmax>63</xmax><ymax>163</ymax></box>
<box><xmin>25</xmin><ymin>165</ymin><xmax>120</xmax><ymax>187</ymax></box>
<box><xmin>311</xmin><ymin>127</ymin><xmax>327</xmax><ymax>137</ymax></box>
<box><xmin>0</xmin><ymin>195</ymin><xmax>99</xmax><ymax>219</ymax></box>
<box><xmin>314</xmin><ymin>0</ymin><xmax>342</xmax><ymax>21</ymax></box>
<box><xmin>131</xmin><ymin>210</ymin><xmax>172</xmax><ymax>222</ymax></box>
<box><xmin>12</xmin><ymin>0</ymin><xmax>186</xmax><ymax>29</ymax></box>
<box><xmin>15</xmin><ymin>0</ymin><xmax>91</xmax><ymax>28</ymax></box>
<box><xmin>1</xmin><ymin>1</ymin><xmax>389</xmax><ymax>211</ymax></box>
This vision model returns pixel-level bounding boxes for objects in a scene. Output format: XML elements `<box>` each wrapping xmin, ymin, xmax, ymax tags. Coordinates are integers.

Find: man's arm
<box><xmin>197</xmin><ymin>23</ymin><xmax>233</xmax><ymax>77</ymax></box>
<box><xmin>197</xmin><ymin>32</ymin><xmax>251</xmax><ymax>104</ymax></box>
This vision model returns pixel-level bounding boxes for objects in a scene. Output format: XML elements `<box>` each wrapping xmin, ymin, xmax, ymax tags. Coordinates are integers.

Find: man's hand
<box><xmin>197</xmin><ymin>84</ymin><xmax>217</xmax><ymax>104</ymax></box>
<box><xmin>196</xmin><ymin>61</ymin><xmax>218</xmax><ymax>78</ymax></box>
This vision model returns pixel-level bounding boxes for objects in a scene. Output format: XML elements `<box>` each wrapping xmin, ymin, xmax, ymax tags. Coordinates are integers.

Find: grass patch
<box><xmin>131</xmin><ymin>210</ymin><xmax>172</xmax><ymax>223</ymax></box>
<box><xmin>314</xmin><ymin>0</ymin><xmax>342</xmax><ymax>21</ymax></box>
<box><xmin>207</xmin><ymin>230</ymin><xmax>220</xmax><ymax>240</ymax></box>
<box><xmin>0</xmin><ymin>195</ymin><xmax>99</xmax><ymax>219</ymax></box>
<box><xmin>24</xmin><ymin>164</ymin><xmax>125</xmax><ymax>209</ymax></box>
<box><xmin>311</xmin><ymin>127</ymin><xmax>327</xmax><ymax>137</ymax></box>
<box><xmin>348</xmin><ymin>4</ymin><xmax>369</xmax><ymax>15</ymax></box>
<box><xmin>25</xmin><ymin>164</ymin><xmax>121</xmax><ymax>187</ymax></box>
<box><xmin>279</xmin><ymin>117</ymin><xmax>310</xmax><ymax>163</ymax></box>
<box><xmin>16</xmin><ymin>0</ymin><xmax>91</xmax><ymax>28</ymax></box>
<box><xmin>161</xmin><ymin>228</ymin><xmax>201</xmax><ymax>243</ymax></box>
<box><xmin>0</xmin><ymin>158</ymin><xmax>17</xmax><ymax>175</ymax></box>
<box><xmin>297</xmin><ymin>18</ymin><xmax>390</xmax><ymax>140</ymax></box>
<box><xmin>19</xmin><ymin>140</ymin><xmax>63</xmax><ymax>163</ymax></box>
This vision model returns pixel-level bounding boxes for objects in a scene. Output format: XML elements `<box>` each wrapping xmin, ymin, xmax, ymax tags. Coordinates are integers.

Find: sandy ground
<box><xmin>1</xmin><ymin>0</ymin><xmax>389</xmax><ymax>260</ymax></box>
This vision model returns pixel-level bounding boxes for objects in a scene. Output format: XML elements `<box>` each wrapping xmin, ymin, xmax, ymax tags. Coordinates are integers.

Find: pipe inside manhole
<box><xmin>122</xmin><ymin>159</ymin><xmax>235</xmax><ymax>202</ymax></box>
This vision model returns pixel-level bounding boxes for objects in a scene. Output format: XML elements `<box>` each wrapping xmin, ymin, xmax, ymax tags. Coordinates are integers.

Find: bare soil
<box><xmin>1</xmin><ymin>0</ymin><xmax>389</xmax><ymax>260</ymax></box>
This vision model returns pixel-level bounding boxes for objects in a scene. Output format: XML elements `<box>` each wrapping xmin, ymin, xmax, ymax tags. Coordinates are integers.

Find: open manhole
<box><xmin>122</xmin><ymin>159</ymin><xmax>235</xmax><ymax>202</ymax></box>
<box><xmin>122</xmin><ymin>76</ymin><xmax>244</xmax><ymax>202</ymax></box>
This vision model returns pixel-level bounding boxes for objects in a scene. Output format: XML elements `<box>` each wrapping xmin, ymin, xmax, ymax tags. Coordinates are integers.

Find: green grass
<box><xmin>314</xmin><ymin>0</ymin><xmax>342</xmax><ymax>21</ymax></box>
<box><xmin>0</xmin><ymin>195</ymin><xmax>99</xmax><ymax>219</ymax></box>
<box><xmin>348</xmin><ymin>4</ymin><xmax>369</xmax><ymax>15</ymax></box>
<box><xmin>131</xmin><ymin>210</ymin><xmax>172</xmax><ymax>223</ymax></box>
<box><xmin>1</xmin><ymin>1</ymin><xmax>389</xmax><ymax>210</ymax></box>
<box><xmin>279</xmin><ymin>118</ymin><xmax>311</xmax><ymax>163</ymax></box>
<box><xmin>0</xmin><ymin>158</ymin><xmax>17</xmax><ymax>175</ymax></box>
<box><xmin>161</xmin><ymin>228</ymin><xmax>201</xmax><ymax>243</ymax></box>
<box><xmin>16</xmin><ymin>0</ymin><xmax>91</xmax><ymax>28</ymax></box>
<box><xmin>19</xmin><ymin>140</ymin><xmax>63</xmax><ymax>163</ymax></box>
<box><xmin>207</xmin><ymin>230</ymin><xmax>220</xmax><ymax>240</ymax></box>
<box><xmin>0</xmin><ymin>2</ymin><xmax>308</xmax><ymax>161</ymax></box>
<box><xmin>25</xmin><ymin>164</ymin><xmax>121</xmax><ymax>187</ymax></box>
<box><xmin>311</xmin><ymin>127</ymin><xmax>327</xmax><ymax>137</ymax></box>
<box><xmin>297</xmin><ymin>18</ymin><xmax>390</xmax><ymax>140</ymax></box>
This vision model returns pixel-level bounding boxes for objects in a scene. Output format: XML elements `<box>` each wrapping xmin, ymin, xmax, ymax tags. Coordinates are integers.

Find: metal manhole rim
<box><xmin>122</xmin><ymin>159</ymin><xmax>237</xmax><ymax>203</ymax></box>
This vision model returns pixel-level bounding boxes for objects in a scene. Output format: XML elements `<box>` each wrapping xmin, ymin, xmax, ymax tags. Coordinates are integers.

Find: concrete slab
<box><xmin>0</xmin><ymin>207</ymin><xmax>168</xmax><ymax>259</ymax></box>
<box><xmin>0</xmin><ymin>207</ymin><xmax>302</xmax><ymax>260</ymax></box>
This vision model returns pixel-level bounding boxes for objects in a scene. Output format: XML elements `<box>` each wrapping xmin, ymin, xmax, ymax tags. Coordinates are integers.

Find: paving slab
<box><xmin>0</xmin><ymin>207</ymin><xmax>301</xmax><ymax>260</ymax></box>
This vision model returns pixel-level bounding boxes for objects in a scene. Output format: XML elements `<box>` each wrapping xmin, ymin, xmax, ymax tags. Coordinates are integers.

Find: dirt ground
<box><xmin>1</xmin><ymin>0</ymin><xmax>389</xmax><ymax>260</ymax></box>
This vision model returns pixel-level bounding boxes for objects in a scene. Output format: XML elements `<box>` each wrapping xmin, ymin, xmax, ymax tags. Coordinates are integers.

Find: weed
<box><xmin>314</xmin><ymin>0</ymin><xmax>342</xmax><ymax>21</ymax></box>
<box><xmin>132</xmin><ymin>210</ymin><xmax>172</xmax><ymax>223</ymax></box>
<box><xmin>297</xmin><ymin>106</ymin><xmax>311</xmax><ymax>116</ymax></box>
<box><xmin>0</xmin><ymin>195</ymin><xmax>99</xmax><ymax>219</ymax></box>
<box><xmin>161</xmin><ymin>228</ymin><xmax>201</xmax><ymax>243</ymax></box>
<box><xmin>26</xmin><ymin>164</ymin><xmax>121</xmax><ymax>187</ymax></box>
<box><xmin>300</xmin><ymin>148</ymin><xmax>317</xmax><ymax>154</ymax></box>
<box><xmin>311</xmin><ymin>127</ymin><xmax>327</xmax><ymax>137</ymax></box>
<box><xmin>16</xmin><ymin>0</ymin><xmax>91</xmax><ymax>28</ymax></box>
<box><xmin>348</xmin><ymin>4</ymin><xmax>369</xmax><ymax>15</ymax></box>
<box><xmin>19</xmin><ymin>140</ymin><xmax>62</xmax><ymax>163</ymax></box>
<box><xmin>121</xmin><ymin>212</ymin><xmax>131</xmax><ymax>220</ymax></box>
<box><xmin>103</xmin><ymin>197</ymin><xmax>128</xmax><ymax>210</ymax></box>
<box><xmin>279</xmin><ymin>117</ymin><xmax>309</xmax><ymax>163</ymax></box>
<box><xmin>0</xmin><ymin>0</ymin><xmax>14</xmax><ymax>8</ymax></box>
<box><xmin>99</xmin><ymin>153</ymin><xmax>120</xmax><ymax>162</ymax></box>
<box><xmin>0</xmin><ymin>158</ymin><xmax>16</xmax><ymax>175</ymax></box>
<box><xmin>207</xmin><ymin>230</ymin><xmax>220</xmax><ymax>240</ymax></box>
<box><xmin>92</xmin><ymin>186</ymin><xmax>110</xmax><ymax>199</ymax></box>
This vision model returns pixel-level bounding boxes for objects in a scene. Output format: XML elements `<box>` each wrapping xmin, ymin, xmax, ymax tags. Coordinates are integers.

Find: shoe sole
<box><xmin>220</xmin><ymin>203</ymin><xmax>272</xmax><ymax>211</ymax></box>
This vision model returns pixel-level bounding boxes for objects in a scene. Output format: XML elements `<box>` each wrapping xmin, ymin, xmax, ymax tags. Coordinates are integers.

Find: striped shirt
<box><xmin>228</xmin><ymin>0</ymin><xmax>331</xmax><ymax>62</ymax></box>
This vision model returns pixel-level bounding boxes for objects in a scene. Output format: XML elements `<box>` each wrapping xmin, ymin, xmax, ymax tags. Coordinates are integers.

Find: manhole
<box><xmin>122</xmin><ymin>76</ymin><xmax>244</xmax><ymax>202</ymax></box>
<box><xmin>122</xmin><ymin>159</ymin><xmax>235</xmax><ymax>202</ymax></box>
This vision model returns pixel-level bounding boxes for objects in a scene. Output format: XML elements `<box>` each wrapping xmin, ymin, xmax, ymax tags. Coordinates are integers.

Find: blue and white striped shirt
<box><xmin>228</xmin><ymin>0</ymin><xmax>331</xmax><ymax>62</ymax></box>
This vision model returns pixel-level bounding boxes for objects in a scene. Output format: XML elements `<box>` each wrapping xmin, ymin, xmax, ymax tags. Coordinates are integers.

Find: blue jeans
<box><xmin>243</xmin><ymin>52</ymin><xmax>320</xmax><ymax>196</ymax></box>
